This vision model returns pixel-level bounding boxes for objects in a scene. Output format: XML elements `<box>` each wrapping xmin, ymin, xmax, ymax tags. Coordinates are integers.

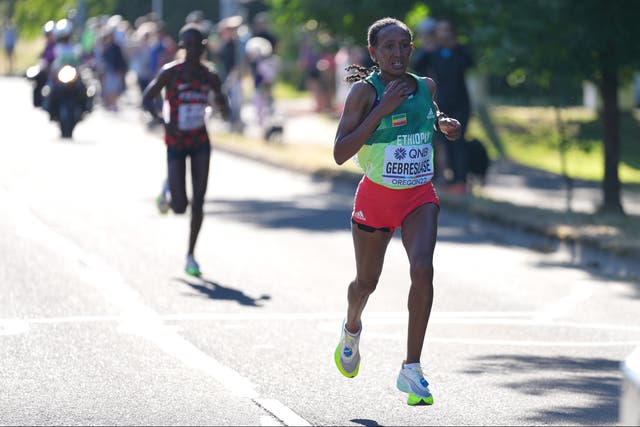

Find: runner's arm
<box><xmin>423</xmin><ymin>76</ymin><xmax>461</xmax><ymax>141</ymax></box>
<box><xmin>209</xmin><ymin>72</ymin><xmax>231</xmax><ymax>121</ymax></box>
<box><xmin>142</xmin><ymin>64</ymin><xmax>174</xmax><ymax>121</ymax></box>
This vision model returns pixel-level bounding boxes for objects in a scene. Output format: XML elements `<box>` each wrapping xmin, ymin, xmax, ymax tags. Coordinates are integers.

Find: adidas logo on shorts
<box><xmin>354</xmin><ymin>210</ymin><xmax>366</xmax><ymax>221</ymax></box>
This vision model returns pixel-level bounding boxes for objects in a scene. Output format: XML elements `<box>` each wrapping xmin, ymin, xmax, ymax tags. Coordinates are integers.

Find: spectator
<box><xmin>215</xmin><ymin>15</ymin><xmax>245</xmax><ymax>132</ymax></box>
<box><xmin>3</xmin><ymin>19</ymin><xmax>18</xmax><ymax>75</ymax></box>
<box><xmin>410</xmin><ymin>18</ymin><xmax>437</xmax><ymax>79</ymax></box>
<box><xmin>429</xmin><ymin>18</ymin><xmax>474</xmax><ymax>193</ymax></box>
<box><xmin>252</xmin><ymin>12</ymin><xmax>277</xmax><ymax>52</ymax></box>
<box><xmin>101</xmin><ymin>29</ymin><xmax>128</xmax><ymax>111</ymax></box>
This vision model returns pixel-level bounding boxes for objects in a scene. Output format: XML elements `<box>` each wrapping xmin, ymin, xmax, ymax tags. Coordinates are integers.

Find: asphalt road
<box><xmin>1</xmin><ymin>77</ymin><xmax>640</xmax><ymax>426</ymax></box>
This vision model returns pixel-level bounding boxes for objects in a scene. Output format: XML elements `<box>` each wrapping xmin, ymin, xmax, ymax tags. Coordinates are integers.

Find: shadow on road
<box><xmin>205</xmin><ymin>197</ymin><xmax>352</xmax><ymax>232</ymax></box>
<box><xmin>350</xmin><ymin>419</ymin><xmax>383</xmax><ymax>427</ymax></box>
<box><xmin>175</xmin><ymin>277</ymin><xmax>271</xmax><ymax>307</ymax></box>
<box><xmin>463</xmin><ymin>354</ymin><xmax>620</xmax><ymax>425</ymax></box>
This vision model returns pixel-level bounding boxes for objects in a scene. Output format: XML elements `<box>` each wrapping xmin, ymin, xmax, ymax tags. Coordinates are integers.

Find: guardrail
<box><xmin>620</xmin><ymin>346</ymin><xmax>640</xmax><ymax>425</ymax></box>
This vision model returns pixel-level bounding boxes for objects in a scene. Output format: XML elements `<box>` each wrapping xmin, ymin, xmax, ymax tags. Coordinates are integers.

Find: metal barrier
<box><xmin>620</xmin><ymin>346</ymin><xmax>640</xmax><ymax>425</ymax></box>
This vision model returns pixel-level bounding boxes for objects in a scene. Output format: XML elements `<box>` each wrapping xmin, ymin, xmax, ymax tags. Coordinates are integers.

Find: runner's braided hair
<box><xmin>345</xmin><ymin>17</ymin><xmax>413</xmax><ymax>83</ymax></box>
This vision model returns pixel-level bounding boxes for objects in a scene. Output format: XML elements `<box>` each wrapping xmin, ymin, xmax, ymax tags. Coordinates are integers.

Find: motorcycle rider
<box><xmin>44</xmin><ymin>19</ymin><xmax>83</xmax><ymax>121</ymax></box>
<box><xmin>41</xmin><ymin>21</ymin><xmax>56</xmax><ymax>68</ymax></box>
<box><xmin>51</xmin><ymin>19</ymin><xmax>80</xmax><ymax>70</ymax></box>
<box><xmin>29</xmin><ymin>21</ymin><xmax>56</xmax><ymax>107</ymax></box>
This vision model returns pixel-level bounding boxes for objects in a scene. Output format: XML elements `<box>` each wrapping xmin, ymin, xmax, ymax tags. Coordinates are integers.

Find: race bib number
<box><xmin>178</xmin><ymin>104</ymin><xmax>206</xmax><ymax>131</ymax></box>
<box><xmin>381</xmin><ymin>144</ymin><xmax>433</xmax><ymax>187</ymax></box>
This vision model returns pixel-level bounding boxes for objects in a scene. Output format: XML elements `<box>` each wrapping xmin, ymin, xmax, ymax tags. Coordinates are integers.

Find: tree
<box><xmin>280</xmin><ymin>0</ymin><xmax>639</xmax><ymax>214</ymax></box>
<box><xmin>267</xmin><ymin>0</ymin><xmax>421</xmax><ymax>42</ymax></box>
<box><xmin>427</xmin><ymin>0</ymin><xmax>640</xmax><ymax>215</ymax></box>
<box><xmin>13</xmin><ymin>0</ymin><xmax>115</xmax><ymax>37</ymax></box>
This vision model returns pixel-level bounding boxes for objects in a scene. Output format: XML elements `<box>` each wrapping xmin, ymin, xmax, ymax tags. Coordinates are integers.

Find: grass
<box><xmin>467</xmin><ymin>106</ymin><xmax>640</xmax><ymax>186</ymax></box>
<box><xmin>273</xmin><ymin>81</ymin><xmax>309</xmax><ymax>100</ymax></box>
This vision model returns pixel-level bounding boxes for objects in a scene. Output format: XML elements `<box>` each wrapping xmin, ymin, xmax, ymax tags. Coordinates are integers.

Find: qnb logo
<box><xmin>394</xmin><ymin>147</ymin><xmax>407</xmax><ymax>160</ymax></box>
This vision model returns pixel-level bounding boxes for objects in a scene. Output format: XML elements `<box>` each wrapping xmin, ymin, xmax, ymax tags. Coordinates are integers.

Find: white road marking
<box><xmin>367</xmin><ymin>334</ymin><xmax>640</xmax><ymax>347</ymax></box>
<box><xmin>533</xmin><ymin>280</ymin><xmax>596</xmax><ymax>322</ymax></box>
<box><xmin>255</xmin><ymin>399</ymin><xmax>312</xmax><ymax>427</ymax></box>
<box><xmin>6</xmin><ymin>187</ymin><xmax>311</xmax><ymax>427</ymax></box>
<box><xmin>260</xmin><ymin>415</ymin><xmax>284</xmax><ymax>426</ymax></box>
<box><xmin>5</xmin><ymin>311</ymin><xmax>640</xmax><ymax>348</ymax></box>
<box><xmin>0</xmin><ymin>319</ymin><xmax>29</xmax><ymax>336</ymax></box>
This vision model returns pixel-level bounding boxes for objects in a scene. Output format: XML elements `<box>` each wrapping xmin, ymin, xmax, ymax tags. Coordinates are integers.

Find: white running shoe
<box><xmin>156</xmin><ymin>180</ymin><xmax>170</xmax><ymax>214</ymax></box>
<box><xmin>396</xmin><ymin>362</ymin><xmax>434</xmax><ymax>405</ymax></box>
<box><xmin>156</xmin><ymin>193</ymin><xmax>170</xmax><ymax>214</ymax></box>
<box><xmin>334</xmin><ymin>320</ymin><xmax>361</xmax><ymax>378</ymax></box>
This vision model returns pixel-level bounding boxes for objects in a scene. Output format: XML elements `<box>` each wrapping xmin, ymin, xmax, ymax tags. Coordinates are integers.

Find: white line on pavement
<box><xmin>5</xmin><ymin>311</ymin><xmax>640</xmax><ymax>348</ymax></box>
<box><xmin>5</xmin><ymin>186</ymin><xmax>311</xmax><ymax>427</ymax></box>
<box><xmin>533</xmin><ymin>280</ymin><xmax>596</xmax><ymax>322</ymax></box>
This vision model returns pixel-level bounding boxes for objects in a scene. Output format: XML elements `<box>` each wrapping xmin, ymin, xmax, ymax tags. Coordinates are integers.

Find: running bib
<box><xmin>178</xmin><ymin>104</ymin><xmax>206</xmax><ymax>131</ymax></box>
<box><xmin>381</xmin><ymin>144</ymin><xmax>433</xmax><ymax>187</ymax></box>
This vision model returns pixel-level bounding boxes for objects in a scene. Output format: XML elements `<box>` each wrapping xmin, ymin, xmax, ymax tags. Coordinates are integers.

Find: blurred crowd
<box><xmin>30</xmin><ymin>9</ymin><xmax>283</xmax><ymax>133</ymax></box>
<box><xmin>21</xmin><ymin>10</ymin><xmax>481</xmax><ymax>188</ymax></box>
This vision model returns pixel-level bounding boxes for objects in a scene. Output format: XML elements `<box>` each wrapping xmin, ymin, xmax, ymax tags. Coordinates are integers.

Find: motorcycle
<box><xmin>41</xmin><ymin>65</ymin><xmax>96</xmax><ymax>139</ymax></box>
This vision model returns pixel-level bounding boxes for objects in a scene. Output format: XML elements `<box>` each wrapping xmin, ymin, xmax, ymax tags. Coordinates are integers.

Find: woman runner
<box><xmin>143</xmin><ymin>23</ymin><xmax>229</xmax><ymax>277</ymax></box>
<box><xmin>333</xmin><ymin>17</ymin><xmax>461</xmax><ymax>405</ymax></box>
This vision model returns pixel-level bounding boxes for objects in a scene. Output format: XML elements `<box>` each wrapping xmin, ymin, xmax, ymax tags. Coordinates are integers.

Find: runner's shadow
<box><xmin>351</xmin><ymin>419</ymin><xmax>383</xmax><ymax>427</ymax></box>
<box><xmin>175</xmin><ymin>277</ymin><xmax>271</xmax><ymax>307</ymax></box>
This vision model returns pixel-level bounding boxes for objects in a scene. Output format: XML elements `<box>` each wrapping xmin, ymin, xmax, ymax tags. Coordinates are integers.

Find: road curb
<box><xmin>620</xmin><ymin>346</ymin><xmax>640</xmax><ymax>425</ymax></box>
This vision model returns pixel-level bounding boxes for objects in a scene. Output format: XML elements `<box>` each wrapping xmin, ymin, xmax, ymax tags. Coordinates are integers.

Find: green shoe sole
<box><xmin>185</xmin><ymin>267</ymin><xmax>201</xmax><ymax>277</ymax></box>
<box><xmin>407</xmin><ymin>393</ymin><xmax>434</xmax><ymax>406</ymax></box>
<box><xmin>334</xmin><ymin>343</ymin><xmax>359</xmax><ymax>378</ymax></box>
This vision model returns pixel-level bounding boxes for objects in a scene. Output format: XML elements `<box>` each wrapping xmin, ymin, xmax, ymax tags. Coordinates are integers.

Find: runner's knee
<box><xmin>409</xmin><ymin>260</ymin><xmax>434</xmax><ymax>285</ymax></box>
<box><xmin>190</xmin><ymin>197</ymin><xmax>204</xmax><ymax>216</ymax></box>
<box><xmin>171</xmin><ymin>199</ymin><xmax>188</xmax><ymax>214</ymax></box>
<box><xmin>354</xmin><ymin>276</ymin><xmax>379</xmax><ymax>295</ymax></box>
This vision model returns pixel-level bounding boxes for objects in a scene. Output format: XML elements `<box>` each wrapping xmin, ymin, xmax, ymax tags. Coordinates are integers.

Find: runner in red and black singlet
<box><xmin>143</xmin><ymin>23</ymin><xmax>230</xmax><ymax>277</ymax></box>
<box><xmin>162</xmin><ymin>61</ymin><xmax>211</xmax><ymax>150</ymax></box>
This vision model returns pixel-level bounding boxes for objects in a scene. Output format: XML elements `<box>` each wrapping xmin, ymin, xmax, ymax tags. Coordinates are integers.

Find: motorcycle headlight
<box><xmin>57</xmin><ymin>65</ymin><xmax>78</xmax><ymax>84</ymax></box>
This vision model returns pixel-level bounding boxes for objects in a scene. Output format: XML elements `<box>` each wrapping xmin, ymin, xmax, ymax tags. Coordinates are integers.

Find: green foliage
<box><xmin>14</xmin><ymin>0</ymin><xmax>116</xmax><ymax>38</ymax></box>
<box><xmin>267</xmin><ymin>0</ymin><xmax>424</xmax><ymax>43</ymax></box>
<box><xmin>404</xmin><ymin>4</ymin><xmax>430</xmax><ymax>38</ymax></box>
<box><xmin>437</xmin><ymin>0</ymin><xmax>640</xmax><ymax>93</ymax></box>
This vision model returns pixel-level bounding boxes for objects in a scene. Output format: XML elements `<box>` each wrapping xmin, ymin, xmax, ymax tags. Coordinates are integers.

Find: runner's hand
<box><xmin>378</xmin><ymin>79</ymin><xmax>412</xmax><ymax>115</ymax></box>
<box><xmin>439</xmin><ymin>117</ymin><xmax>461</xmax><ymax>141</ymax></box>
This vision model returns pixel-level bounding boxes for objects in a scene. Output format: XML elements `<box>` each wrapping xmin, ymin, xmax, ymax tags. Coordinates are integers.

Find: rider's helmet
<box><xmin>42</xmin><ymin>20</ymin><xmax>55</xmax><ymax>35</ymax></box>
<box><xmin>54</xmin><ymin>19</ymin><xmax>74</xmax><ymax>41</ymax></box>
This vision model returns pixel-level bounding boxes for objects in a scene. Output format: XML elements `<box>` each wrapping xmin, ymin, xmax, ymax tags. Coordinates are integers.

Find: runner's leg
<box><xmin>346</xmin><ymin>226</ymin><xmax>393</xmax><ymax>333</ymax></box>
<box><xmin>187</xmin><ymin>148</ymin><xmax>211</xmax><ymax>256</ymax></box>
<box><xmin>168</xmin><ymin>155</ymin><xmax>188</xmax><ymax>214</ymax></box>
<box><xmin>400</xmin><ymin>203</ymin><xmax>439</xmax><ymax>363</ymax></box>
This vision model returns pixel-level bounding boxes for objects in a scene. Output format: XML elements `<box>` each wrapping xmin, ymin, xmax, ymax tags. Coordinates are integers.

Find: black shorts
<box><xmin>166</xmin><ymin>143</ymin><xmax>211</xmax><ymax>161</ymax></box>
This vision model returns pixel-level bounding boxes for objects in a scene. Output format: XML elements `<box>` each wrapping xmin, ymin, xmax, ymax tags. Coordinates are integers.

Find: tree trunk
<box><xmin>598</xmin><ymin>53</ymin><xmax>625</xmax><ymax>215</ymax></box>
